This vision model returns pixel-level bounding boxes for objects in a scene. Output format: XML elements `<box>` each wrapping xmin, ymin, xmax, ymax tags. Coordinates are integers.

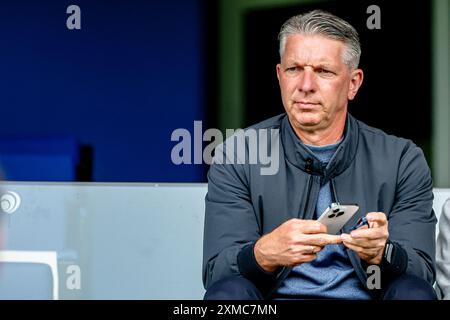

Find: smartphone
<box><xmin>317</xmin><ymin>203</ymin><xmax>360</xmax><ymax>235</ymax></box>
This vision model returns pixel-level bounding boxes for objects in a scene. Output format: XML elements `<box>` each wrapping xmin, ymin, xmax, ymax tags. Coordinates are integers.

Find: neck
<box><xmin>291</xmin><ymin>112</ymin><xmax>347</xmax><ymax>146</ymax></box>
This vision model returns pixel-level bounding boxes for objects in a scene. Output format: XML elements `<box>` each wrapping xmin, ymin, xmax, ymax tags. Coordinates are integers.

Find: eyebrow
<box><xmin>283</xmin><ymin>61</ymin><xmax>336</xmax><ymax>69</ymax></box>
<box><xmin>315</xmin><ymin>63</ymin><xmax>335</xmax><ymax>69</ymax></box>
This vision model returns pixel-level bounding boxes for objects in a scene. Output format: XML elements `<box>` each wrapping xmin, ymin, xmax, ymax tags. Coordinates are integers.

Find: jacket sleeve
<box><xmin>202</xmin><ymin>143</ymin><xmax>281</xmax><ymax>293</ymax></box>
<box><xmin>436</xmin><ymin>199</ymin><xmax>450</xmax><ymax>299</ymax></box>
<box><xmin>387</xmin><ymin>143</ymin><xmax>436</xmax><ymax>284</ymax></box>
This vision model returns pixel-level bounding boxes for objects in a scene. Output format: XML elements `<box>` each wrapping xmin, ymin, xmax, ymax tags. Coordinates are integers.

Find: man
<box><xmin>203</xmin><ymin>10</ymin><xmax>437</xmax><ymax>300</ymax></box>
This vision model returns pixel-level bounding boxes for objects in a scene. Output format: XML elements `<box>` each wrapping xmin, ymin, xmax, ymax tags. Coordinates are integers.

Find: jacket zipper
<box><xmin>302</xmin><ymin>174</ymin><xmax>313</xmax><ymax>219</ymax></box>
<box><xmin>330</xmin><ymin>178</ymin><xmax>339</xmax><ymax>204</ymax></box>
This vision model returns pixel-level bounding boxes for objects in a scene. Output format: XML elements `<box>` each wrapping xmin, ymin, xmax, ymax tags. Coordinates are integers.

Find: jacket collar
<box><xmin>281</xmin><ymin>112</ymin><xmax>359</xmax><ymax>182</ymax></box>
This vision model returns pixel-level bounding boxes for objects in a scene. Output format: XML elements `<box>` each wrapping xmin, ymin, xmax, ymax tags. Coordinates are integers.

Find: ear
<box><xmin>276</xmin><ymin>64</ymin><xmax>281</xmax><ymax>83</ymax></box>
<box><xmin>348</xmin><ymin>69</ymin><xmax>364</xmax><ymax>100</ymax></box>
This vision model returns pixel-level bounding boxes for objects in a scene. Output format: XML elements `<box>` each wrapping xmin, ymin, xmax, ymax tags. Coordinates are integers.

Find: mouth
<box><xmin>293</xmin><ymin>101</ymin><xmax>320</xmax><ymax>110</ymax></box>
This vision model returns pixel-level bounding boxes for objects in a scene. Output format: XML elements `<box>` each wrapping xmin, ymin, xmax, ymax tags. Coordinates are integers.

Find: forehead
<box><xmin>283</xmin><ymin>34</ymin><xmax>345</xmax><ymax>65</ymax></box>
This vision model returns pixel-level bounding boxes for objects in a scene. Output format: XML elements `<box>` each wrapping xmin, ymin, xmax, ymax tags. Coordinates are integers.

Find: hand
<box><xmin>254</xmin><ymin>218</ymin><xmax>342</xmax><ymax>272</ymax></box>
<box><xmin>341</xmin><ymin>212</ymin><xmax>389</xmax><ymax>265</ymax></box>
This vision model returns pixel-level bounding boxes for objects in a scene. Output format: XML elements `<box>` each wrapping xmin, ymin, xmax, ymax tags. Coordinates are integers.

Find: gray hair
<box><xmin>278</xmin><ymin>10</ymin><xmax>361</xmax><ymax>69</ymax></box>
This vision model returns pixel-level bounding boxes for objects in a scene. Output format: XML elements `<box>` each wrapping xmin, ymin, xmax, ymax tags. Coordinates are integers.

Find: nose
<box><xmin>297</xmin><ymin>68</ymin><xmax>317</xmax><ymax>93</ymax></box>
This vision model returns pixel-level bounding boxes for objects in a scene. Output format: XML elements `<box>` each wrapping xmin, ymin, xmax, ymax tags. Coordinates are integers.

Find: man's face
<box><xmin>276</xmin><ymin>34</ymin><xmax>363</xmax><ymax>134</ymax></box>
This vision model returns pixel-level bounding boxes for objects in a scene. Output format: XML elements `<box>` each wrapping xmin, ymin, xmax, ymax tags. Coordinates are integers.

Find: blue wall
<box><xmin>0</xmin><ymin>0</ymin><xmax>206</xmax><ymax>182</ymax></box>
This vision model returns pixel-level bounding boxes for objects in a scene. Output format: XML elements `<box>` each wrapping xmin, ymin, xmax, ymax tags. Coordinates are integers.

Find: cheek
<box><xmin>340</xmin><ymin>83</ymin><xmax>351</xmax><ymax>102</ymax></box>
<box><xmin>280</xmin><ymin>79</ymin><xmax>296</xmax><ymax>98</ymax></box>
<box><xmin>322</xmin><ymin>81</ymin><xmax>349</xmax><ymax>105</ymax></box>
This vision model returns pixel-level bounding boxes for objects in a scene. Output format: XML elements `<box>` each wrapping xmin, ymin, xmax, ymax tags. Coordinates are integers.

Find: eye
<box><xmin>316</xmin><ymin>68</ymin><xmax>334</xmax><ymax>76</ymax></box>
<box><xmin>285</xmin><ymin>67</ymin><xmax>297</xmax><ymax>72</ymax></box>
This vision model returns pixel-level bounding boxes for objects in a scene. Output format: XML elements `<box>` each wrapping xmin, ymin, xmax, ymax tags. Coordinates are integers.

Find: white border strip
<box><xmin>0</xmin><ymin>250</ymin><xmax>59</xmax><ymax>300</ymax></box>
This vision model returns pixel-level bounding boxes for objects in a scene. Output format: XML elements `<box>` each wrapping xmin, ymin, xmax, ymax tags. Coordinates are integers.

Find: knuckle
<box><xmin>315</xmin><ymin>222</ymin><xmax>326</xmax><ymax>233</ymax></box>
<box><xmin>314</xmin><ymin>221</ymin><xmax>323</xmax><ymax>230</ymax></box>
<box><xmin>367</xmin><ymin>212</ymin><xmax>376</xmax><ymax>219</ymax></box>
<box><xmin>298</xmin><ymin>222</ymin><xmax>310</xmax><ymax>232</ymax></box>
<box><xmin>294</xmin><ymin>234</ymin><xmax>306</xmax><ymax>244</ymax></box>
<box><xmin>285</xmin><ymin>219</ymin><xmax>298</xmax><ymax>229</ymax></box>
<box><xmin>299</xmin><ymin>234</ymin><xmax>308</xmax><ymax>243</ymax></box>
<box><xmin>287</xmin><ymin>244</ymin><xmax>295</xmax><ymax>253</ymax></box>
<box><xmin>292</xmin><ymin>255</ymin><xmax>303</xmax><ymax>265</ymax></box>
<box><xmin>283</xmin><ymin>220</ymin><xmax>295</xmax><ymax>231</ymax></box>
<box><xmin>295</xmin><ymin>219</ymin><xmax>305</xmax><ymax>226</ymax></box>
<box><xmin>310</xmin><ymin>236</ymin><xmax>321</xmax><ymax>246</ymax></box>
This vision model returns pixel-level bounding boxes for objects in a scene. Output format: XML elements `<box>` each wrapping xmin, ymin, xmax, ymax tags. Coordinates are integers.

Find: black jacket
<box><xmin>203</xmin><ymin>113</ymin><xmax>436</xmax><ymax>299</ymax></box>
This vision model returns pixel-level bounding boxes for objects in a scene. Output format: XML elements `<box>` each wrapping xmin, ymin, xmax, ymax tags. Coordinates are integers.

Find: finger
<box><xmin>287</xmin><ymin>243</ymin><xmax>322</xmax><ymax>255</ymax></box>
<box><xmin>341</xmin><ymin>234</ymin><xmax>385</xmax><ymax>249</ymax></box>
<box><xmin>301</xmin><ymin>245</ymin><xmax>322</xmax><ymax>254</ymax></box>
<box><xmin>342</xmin><ymin>241</ymin><xmax>380</xmax><ymax>256</ymax></box>
<box><xmin>290</xmin><ymin>253</ymin><xmax>318</xmax><ymax>266</ymax></box>
<box><xmin>366</xmin><ymin>212</ymin><xmax>387</xmax><ymax>227</ymax></box>
<box><xmin>296</xmin><ymin>220</ymin><xmax>327</xmax><ymax>234</ymax></box>
<box><xmin>354</xmin><ymin>224</ymin><xmax>369</xmax><ymax>231</ymax></box>
<box><xmin>299</xmin><ymin>254</ymin><xmax>318</xmax><ymax>264</ymax></box>
<box><xmin>302</xmin><ymin>254</ymin><xmax>318</xmax><ymax>263</ymax></box>
<box><xmin>349</xmin><ymin>226</ymin><xmax>388</xmax><ymax>240</ymax></box>
<box><xmin>348</xmin><ymin>224</ymin><xmax>368</xmax><ymax>234</ymax></box>
<box><xmin>304</xmin><ymin>233</ymin><xmax>343</xmax><ymax>246</ymax></box>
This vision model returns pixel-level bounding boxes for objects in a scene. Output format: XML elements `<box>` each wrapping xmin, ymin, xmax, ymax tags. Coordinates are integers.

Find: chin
<box><xmin>292</xmin><ymin>113</ymin><xmax>322</xmax><ymax>128</ymax></box>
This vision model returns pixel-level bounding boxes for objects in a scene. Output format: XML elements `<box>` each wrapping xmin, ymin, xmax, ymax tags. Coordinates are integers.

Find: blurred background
<box><xmin>0</xmin><ymin>0</ymin><xmax>448</xmax><ymax>185</ymax></box>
